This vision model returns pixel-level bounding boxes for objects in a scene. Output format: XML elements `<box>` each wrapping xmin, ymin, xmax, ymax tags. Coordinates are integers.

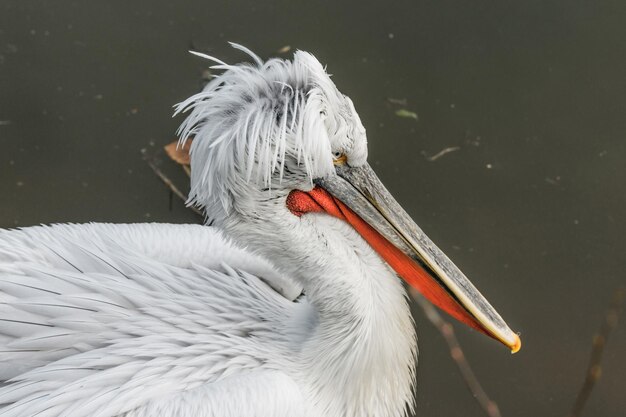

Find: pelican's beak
<box><xmin>288</xmin><ymin>163</ymin><xmax>520</xmax><ymax>353</ymax></box>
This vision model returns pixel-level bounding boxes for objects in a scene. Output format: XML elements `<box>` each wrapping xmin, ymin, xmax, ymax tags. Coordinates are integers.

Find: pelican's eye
<box><xmin>332</xmin><ymin>152</ymin><xmax>347</xmax><ymax>165</ymax></box>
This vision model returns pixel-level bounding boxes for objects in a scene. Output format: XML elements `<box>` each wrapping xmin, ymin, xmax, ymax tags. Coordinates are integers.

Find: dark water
<box><xmin>1</xmin><ymin>1</ymin><xmax>625</xmax><ymax>416</ymax></box>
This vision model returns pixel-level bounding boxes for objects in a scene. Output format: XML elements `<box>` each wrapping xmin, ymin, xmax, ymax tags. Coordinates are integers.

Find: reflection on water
<box><xmin>1</xmin><ymin>1</ymin><xmax>625</xmax><ymax>416</ymax></box>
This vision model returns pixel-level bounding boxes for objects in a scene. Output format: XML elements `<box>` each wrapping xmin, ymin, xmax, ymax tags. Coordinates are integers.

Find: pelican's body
<box><xmin>0</xmin><ymin>220</ymin><xmax>413</xmax><ymax>417</ymax></box>
<box><xmin>0</xmin><ymin>46</ymin><xmax>518</xmax><ymax>417</ymax></box>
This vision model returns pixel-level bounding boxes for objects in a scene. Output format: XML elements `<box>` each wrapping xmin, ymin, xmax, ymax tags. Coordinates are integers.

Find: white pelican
<box><xmin>0</xmin><ymin>44</ymin><xmax>520</xmax><ymax>417</ymax></box>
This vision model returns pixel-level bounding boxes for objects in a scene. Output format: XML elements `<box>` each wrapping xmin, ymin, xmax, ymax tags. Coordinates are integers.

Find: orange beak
<box><xmin>287</xmin><ymin>163</ymin><xmax>520</xmax><ymax>353</ymax></box>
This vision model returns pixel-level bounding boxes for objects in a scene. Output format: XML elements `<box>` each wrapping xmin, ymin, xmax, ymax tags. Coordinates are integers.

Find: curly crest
<box><xmin>174</xmin><ymin>44</ymin><xmax>352</xmax><ymax>215</ymax></box>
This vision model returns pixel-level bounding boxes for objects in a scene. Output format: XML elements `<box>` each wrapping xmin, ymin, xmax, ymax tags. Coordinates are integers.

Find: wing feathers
<box><xmin>0</xmin><ymin>223</ymin><xmax>302</xmax><ymax>417</ymax></box>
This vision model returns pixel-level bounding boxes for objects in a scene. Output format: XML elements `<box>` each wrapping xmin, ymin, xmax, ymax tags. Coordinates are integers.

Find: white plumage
<box><xmin>0</xmin><ymin>218</ymin><xmax>415</xmax><ymax>417</ymax></box>
<box><xmin>174</xmin><ymin>44</ymin><xmax>367</xmax><ymax>222</ymax></box>
<box><xmin>0</xmin><ymin>224</ymin><xmax>301</xmax><ymax>415</ymax></box>
<box><xmin>0</xmin><ymin>45</ymin><xmax>518</xmax><ymax>417</ymax></box>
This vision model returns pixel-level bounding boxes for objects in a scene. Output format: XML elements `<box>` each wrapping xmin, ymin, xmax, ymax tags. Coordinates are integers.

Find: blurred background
<box><xmin>1</xmin><ymin>1</ymin><xmax>624</xmax><ymax>416</ymax></box>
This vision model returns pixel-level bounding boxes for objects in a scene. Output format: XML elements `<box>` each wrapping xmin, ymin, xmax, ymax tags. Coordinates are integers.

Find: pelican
<box><xmin>0</xmin><ymin>44</ymin><xmax>520</xmax><ymax>417</ymax></box>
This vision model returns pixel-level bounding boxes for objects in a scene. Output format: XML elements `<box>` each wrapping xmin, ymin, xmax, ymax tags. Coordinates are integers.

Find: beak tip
<box><xmin>510</xmin><ymin>333</ymin><xmax>522</xmax><ymax>354</ymax></box>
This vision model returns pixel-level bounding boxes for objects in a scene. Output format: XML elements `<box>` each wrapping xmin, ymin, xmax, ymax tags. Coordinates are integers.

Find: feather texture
<box><xmin>0</xmin><ymin>219</ymin><xmax>416</xmax><ymax>417</ymax></box>
<box><xmin>0</xmin><ymin>224</ymin><xmax>306</xmax><ymax>417</ymax></box>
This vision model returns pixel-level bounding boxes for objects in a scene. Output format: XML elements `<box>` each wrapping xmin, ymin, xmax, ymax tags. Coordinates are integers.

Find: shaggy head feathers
<box><xmin>174</xmin><ymin>44</ymin><xmax>367</xmax><ymax>217</ymax></box>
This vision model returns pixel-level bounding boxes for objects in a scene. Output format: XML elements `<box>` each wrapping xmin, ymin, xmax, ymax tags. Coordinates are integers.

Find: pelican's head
<box><xmin>175</xmin><ymin>44</ymin><xmax>520</xmax><ymax>353</ymax></box>
<box><xmin>176</xmin><ymin>44</ymin><xmax>367</xmax><ymax>219</ymax></box>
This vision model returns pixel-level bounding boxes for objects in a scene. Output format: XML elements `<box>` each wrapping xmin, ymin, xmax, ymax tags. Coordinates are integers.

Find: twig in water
<box><xmin>410</xmin><ymin>288</ymin><xmax>502</xmax><ymax>417</ymax></box>
<box><xmin>145</xmin><ymin>155</ymin><xmax>203</xmax><ymax>217</ymax></box>
<box><xmin>569</xmin><ymin>286</ymin><xmax>625</xmax><ymax>417</ymax></box>
<box><xmin>427</xmin><ymin>146</ymin><xmax>460</xmax><ymax>162</ymax></box>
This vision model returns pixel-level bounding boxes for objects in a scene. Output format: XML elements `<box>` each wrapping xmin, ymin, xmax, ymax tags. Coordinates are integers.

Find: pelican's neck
<box><xmin>224</xmin><ymin>213</ymin><xmax>417</xmax><ymax>417</ymax></box>
<box><xmin>299</xmin><ymin>217</ymin><xmax>417</xmax><ymax>417</ymax></box>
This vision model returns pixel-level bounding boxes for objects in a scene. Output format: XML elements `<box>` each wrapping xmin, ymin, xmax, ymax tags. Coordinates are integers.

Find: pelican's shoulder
<box><xmin>0</xmin><ymin>222</ymin><xmax>254</xmax><ymax>271</ymax></box>
<box><xmin>0</xmin><ymin>223</ymin><xmax>302</xmax><ymax>300</ymax></box>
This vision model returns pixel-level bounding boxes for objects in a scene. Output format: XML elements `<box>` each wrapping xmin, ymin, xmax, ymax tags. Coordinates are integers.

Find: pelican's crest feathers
<box><xmin>174</xmin><ymin>44</ymin><xmax>366</xmax><ymax>216</ymax></box>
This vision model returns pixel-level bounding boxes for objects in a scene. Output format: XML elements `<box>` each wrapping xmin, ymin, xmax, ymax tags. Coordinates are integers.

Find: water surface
<box><xmin>1</xmin><ymin>1</ymin><xmax>625</xmax><ymax>416</ymax></box>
